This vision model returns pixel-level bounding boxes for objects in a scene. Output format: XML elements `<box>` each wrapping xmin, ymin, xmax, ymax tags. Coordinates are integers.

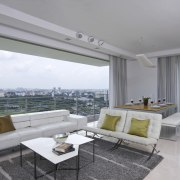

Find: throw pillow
<box><xmin>128</xmin><ymin>118</ymin><xmax>150</xmax><ymax>138</ymax></box>
<box><xmin>101</xmin><ymin>114</ymin><xmax>120</xmax><ymax>131</ymax></box>
<box><xmin>0</xmin><ymin>115</ymin><xmax>15</xmax><ymax>134</ymax></box>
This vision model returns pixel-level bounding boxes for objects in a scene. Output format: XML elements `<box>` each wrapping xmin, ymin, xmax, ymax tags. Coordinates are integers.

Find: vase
<box><xmin>143</xmin><ymin>100</ymin><xmax>148</xmax><ymax>106</ymax></box>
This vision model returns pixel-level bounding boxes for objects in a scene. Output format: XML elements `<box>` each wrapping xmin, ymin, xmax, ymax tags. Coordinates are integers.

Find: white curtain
<box><xmin>177</xmin><ymin>59</ymin><xmax>180</xmax><ymax>111</ymax></box>
<box><xmin>158</xmin><ymin>56</ymin><xmax>180</xmax><ymax>111</ymax></box>
<box><xmin>109</xmin><ymin>55</ymin><xmax>127</xmax><ymax>108</ymax></box>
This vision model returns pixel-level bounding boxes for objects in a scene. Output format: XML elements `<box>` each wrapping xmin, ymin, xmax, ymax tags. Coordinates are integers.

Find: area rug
<box><xmin>0</xmin><ymin>138</ymin><xmax>163</xmax><ymax>180</ymax></box>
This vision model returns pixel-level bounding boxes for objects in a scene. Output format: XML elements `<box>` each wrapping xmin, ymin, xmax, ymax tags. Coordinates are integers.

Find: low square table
<box><xmin>20</xmin><ymin>134</ymin><xmax>94</xmax><ymax>179</ymax></box>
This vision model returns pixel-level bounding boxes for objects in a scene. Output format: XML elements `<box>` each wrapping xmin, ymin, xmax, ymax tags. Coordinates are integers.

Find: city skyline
<box><xmin>0</xmin><ymin>50</ymin><xmax>109</xmax><ymax>89</ymax></box>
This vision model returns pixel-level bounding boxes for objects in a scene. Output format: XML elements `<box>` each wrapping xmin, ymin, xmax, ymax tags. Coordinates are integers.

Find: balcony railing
<box><xmin>0</xmin><ymin>95</ymin><xmax>109</xmax><ymax>119</ymax></box>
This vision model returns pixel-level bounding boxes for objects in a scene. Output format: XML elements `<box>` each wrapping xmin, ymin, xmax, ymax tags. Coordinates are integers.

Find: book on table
<box><xmin>53</xmin><ymin>143</ymin><xmax>75</xmax><ymax>155</ymax></box>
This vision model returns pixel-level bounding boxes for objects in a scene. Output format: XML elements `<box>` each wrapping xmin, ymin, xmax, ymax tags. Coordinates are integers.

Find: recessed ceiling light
<box><xmin>98</xmin><ymin>40</ymin><xmax>104</xmax><ymax>46</ymax></box>
<box><xmin>76</xmin><ymin>32</ymin><xmax>83</xmax><ymax>39</ymax></box>
<box><xmin>88</xmin><ymin>36</ymin><xmax>95</xmax><ymax>43</ymax></box>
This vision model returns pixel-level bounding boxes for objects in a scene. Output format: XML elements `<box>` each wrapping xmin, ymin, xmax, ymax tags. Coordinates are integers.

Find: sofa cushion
<box><xmin>0</xmin><ymin>115</ymin><xmax>15</xmax><ymax>134</ymax></box>
<box><xmin>101</xmin><ymin>114</ymin><xmax>120</xmax><ymax>131</ymax></box>
<box><xmin>11</xmin><ymin>114</ymin><xmax>31</xmax><ymax>129</ymax></box>
<box><xmin>128</xmin><ymin>118</ymin><xmax>150</xmax><ymax>138</ymax></box>
<box><xmin>29</xmin><ymin>110</ymin><xmax>70</xmax><ymax>120</ymax></box>
<box><xmin>30</xmin><ymin>116</ymin><xmax>64</xmax><ymax>127</ymax></box>
<box><xmin>29</xmin><ymin>110</ymin><xmax>69</xmax><ymax>126</ymax></box>
<box><xmin>0</xmin><ymin>131</ymin><xmax>20</xmax><ymax>150</ymax></box>
<box><xmin>124</xmin><ymin>111</ymin><xmax>162</xmax><ymax>139</ymax></box>
<box><xmin>110</xmin><ymin>131</ymin><xmax>157</xmax><ymax>145</ymax></box>
<box><xmin>35</xmin><ymin>121</ymin><xmax>77</xmax><ymax>137</ymax></box>
<box><xmin>16</xmin><ymin>127</ymin><xmax>42</xmax><ymax>142</ymax></box>
<box><xmin>68</xmin><ymin>114</ymin><xmax>87</xmax><ymax>130</ymax></box>
<box><xmin>97</xmin><ymin>108</ymin><xmax>127</xmax><ymax>132</ymax></box>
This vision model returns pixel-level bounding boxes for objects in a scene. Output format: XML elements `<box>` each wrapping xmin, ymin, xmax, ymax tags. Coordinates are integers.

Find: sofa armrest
<box><xmin>67</xmin><ymin>114</ymin><xmax>87</xmax><ymax>130</ymax></box>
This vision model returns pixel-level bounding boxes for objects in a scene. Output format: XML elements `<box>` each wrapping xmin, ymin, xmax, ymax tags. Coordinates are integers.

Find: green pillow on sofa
<box><xmin>128</xmin><ymin>118</ymin><xmax>150</xmax><ymax>138</ymax></box>
<box><xmin>0</xmin><ymin>115</ymin><xmax>15</xmax><ymax>134</ymax></box>
<box><xmin>101</xmin><ymin>114</ymin><xmax>120</xmax><ymax>131</ymax></box>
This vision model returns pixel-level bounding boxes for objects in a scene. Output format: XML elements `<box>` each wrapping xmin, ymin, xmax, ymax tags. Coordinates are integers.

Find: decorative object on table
<box><xmin>130</xmin><ymin>99</ymin><xmax>134</xmax><ymax>104</ymax></box>
<box><xmin>53</xmin><ymin>133</ymin><xmax>70</xmax><ymax>144</ymax></box>
<box><xmin>150</xmin><ymin>99</ymin><xmax>154</xmax><ymax>106</ymax></box>
<box><xmin>163</xmin><ymin>98</ymin><xmax>166</xmax><ymax>104</ymax></box>
<box><xmin>139</xmin><ymin>99</ymin><xmax>142</xmax><ymax>103</ymax></box>
<box><xmin>53</xmin><ymin>142</ymin><xmax>75</xmax><ymax>155</ymax></box>
<box><xmin>158</xmin><ymin>99</ymin><xmax>161</xmax><ymax>104</ymax></box>
<box><xmin>143</xmin><ymin>97</ymin><xmax>150</xmax><ymax>106</ymax></box>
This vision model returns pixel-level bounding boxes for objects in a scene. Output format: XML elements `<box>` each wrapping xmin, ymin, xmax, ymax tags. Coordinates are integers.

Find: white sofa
<box><xmin>84</xmin><ymin>108</ymin><xmax>162</xmax><ymax>159</ymax></box>
<box><xmin>0</xmin><ymin>110</ymin><xmax>87</xmax><ymax>151</ymax></box>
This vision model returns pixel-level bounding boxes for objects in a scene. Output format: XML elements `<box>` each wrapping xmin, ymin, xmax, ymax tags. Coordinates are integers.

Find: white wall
<box><xmin>127</xmin><ymin>58</ymin><xmax>157</xmax><ymax>103</ymax></box>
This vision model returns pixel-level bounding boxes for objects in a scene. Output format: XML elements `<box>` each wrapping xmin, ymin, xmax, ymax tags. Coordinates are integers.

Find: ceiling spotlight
<box><xmin>88</xmin><ymin>36</ymin><xmax>95</xmax><ymax>43</ymax></box>
<box><xmin>98</xmin><ymin>40</ymin><xmax>104</xmax><ymax>46</ymax></box>
<box><xmin>76</xmin><ymin>32</ymin><xmax>83</xmax><ymax>39</ymax></box>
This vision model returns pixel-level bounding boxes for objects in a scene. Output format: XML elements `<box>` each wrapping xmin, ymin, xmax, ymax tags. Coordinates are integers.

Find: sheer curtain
<box><xmin>177</xmin><ymin>59</ymin><xmax>180</xmax><ymax>111</ymax></box>
<box><xmin>158</xmin><ymin>56</ymin><xmax>180</xmax><ymax>111</ymax></box>
<box><xmin>109</xmin><ymin>55</ymin><xmax>127</xmax><ymax>108</ymax></box>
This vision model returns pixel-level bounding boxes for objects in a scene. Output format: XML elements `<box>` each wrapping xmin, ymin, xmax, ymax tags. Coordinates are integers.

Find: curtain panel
<box><xmin>109</xmin><ymin>55</ymin><xmax>127</xmax><ymax>108</ymax></box>
<box><xmin>158</xmin><ymin>56</ymin><xmax>180</xmax><ymax>111</ymax></box>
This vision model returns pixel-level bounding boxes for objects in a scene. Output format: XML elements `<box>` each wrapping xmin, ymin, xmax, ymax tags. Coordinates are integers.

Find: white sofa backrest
<box><xmin>97</xmin><ymin>108</ymin><xmax>127</xmax><ymax>132</ymax></box>
<box><xmin>29</xmin><ymin>110</ymin><xmax>70</xmax><ymax>127</ymax></box>
<box><xmin>11</xmin><ymin>114</ymin><xmax>30</xmax><ymax>129</ymax></box>
<box><xmin>124</xmin><ymin>111</ymin><xmax>162</xmax><ymax>139</ymax></box>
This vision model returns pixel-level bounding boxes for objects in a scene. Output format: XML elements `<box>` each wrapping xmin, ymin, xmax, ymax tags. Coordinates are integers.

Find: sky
<box><xmin>0</xmin><ymin>50</ymin><xmax>109</xmax><ymax>89</ymax></box>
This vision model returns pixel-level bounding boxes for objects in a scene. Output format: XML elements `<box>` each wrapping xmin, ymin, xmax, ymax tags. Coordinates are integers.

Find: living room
<box><xmin>0</xmin><ymin>0</ymin><xmax>180</xmax><ymax>180</ymax></box>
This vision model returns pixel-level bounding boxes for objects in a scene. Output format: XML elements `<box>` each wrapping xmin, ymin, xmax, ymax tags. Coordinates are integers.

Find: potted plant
<box><xmin>143</xmin><ymin>97</ymin><xmax>150</xmax><ymax>106</ymax></box>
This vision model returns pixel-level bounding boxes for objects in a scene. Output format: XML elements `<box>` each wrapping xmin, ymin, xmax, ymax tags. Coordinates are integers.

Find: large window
<box><xmin>0</xmin><ymin>50</ymin><xmax>109</xmax><ymax>117</ymax></box>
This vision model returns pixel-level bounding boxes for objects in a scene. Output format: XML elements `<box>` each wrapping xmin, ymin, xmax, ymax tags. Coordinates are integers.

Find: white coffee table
<box><xmin>20</xmin><ymin>134</ymin><xmax>94</xmax><ymax>179</ymax></box>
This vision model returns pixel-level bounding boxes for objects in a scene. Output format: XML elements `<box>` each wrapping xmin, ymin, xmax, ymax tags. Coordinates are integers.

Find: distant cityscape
<box><xmin>0</xmin><ymin>87</ymin><xmax>109</xmax><ymax>117</ymax></box>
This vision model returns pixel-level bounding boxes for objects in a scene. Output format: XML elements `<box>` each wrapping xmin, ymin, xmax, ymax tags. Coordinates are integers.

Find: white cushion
<box><xmin>30</xmin><ymin>116</ymin><xmax>64</xmax><ymax>126</ymax></box>
<box><xmin>0</xmin><ymin>131</ymin><xmax>20</xmax><ymax>150</ymax></box>
<box><xmin>16</xmin><ymin>127</ymin><xmax>42</xmax><ymax>142</ymax></box>
<box><xmin>68</xmin><ymin>114</ymin><xmax>87</xmax><ymax>130</ymax></box>
<box><xmin>110</xmin><ymin>131</ymin><xmax>157</xmax><ymax>145</ymax></box>
<box><xmin>97</xmin><ymin>108</ymin><xmax>127</xmax><ymax>132</ymax></box>
<box><xmin>35</xmin><ymin>121</ymin><xmax>77</xmax><ymax>137</ymax></box>
<box><xmin>29</xmin><ymin>110</ymin><xmax>70</xmax><ymax>120</ymax></box>
<box><xmin>13</xmin><ymin>121</ymin><xmax>31</xmax><ymax>129</ymax></box>
<box><xmin>11</xmin><ymin>114</ymin><xmax>31</xmax><ymax>129</ymax></box>
<box><xmin>11</xmin><ymin>114</ymin><xmax>30</xmax><ymax>122</ymax></box>
<box><xmin>46</xmin><ymin>110</ymin><xmax>70</xmax><ymax>118</ymax></box>
<box><xmin>124</xmin><ymin>111</ymin><xmax>162</xmax><ymax>140</ymax></box>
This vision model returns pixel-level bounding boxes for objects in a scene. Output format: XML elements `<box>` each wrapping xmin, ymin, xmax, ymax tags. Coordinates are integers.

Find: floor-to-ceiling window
<box><xmin>0</xmin><ymin>50</ymin><xmax>109</xmax><ymax>117</ymax></box>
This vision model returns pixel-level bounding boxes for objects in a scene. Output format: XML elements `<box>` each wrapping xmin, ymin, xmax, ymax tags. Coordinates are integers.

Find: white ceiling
<box><xmin>0</xmin><ymin>0</ymin><xmax>180</xmax><ymax>56</ymax></box>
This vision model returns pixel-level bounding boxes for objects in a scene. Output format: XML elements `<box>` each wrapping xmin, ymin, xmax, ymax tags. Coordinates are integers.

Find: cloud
<box><xmin>0</xmin><ymin>50</ymin><xmax>109</xmax><ymax>89</ymax></box>
<box><xmin>0</xmin><ymin>50</ymin><xmax>14</xmax><ymax>60</ymax></box>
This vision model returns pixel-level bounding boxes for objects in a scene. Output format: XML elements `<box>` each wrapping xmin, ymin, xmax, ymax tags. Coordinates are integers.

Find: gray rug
<box><xmin>0</xmin><ymin>138</ymin><xmax>163</xmax><ymax>180</ymax></box>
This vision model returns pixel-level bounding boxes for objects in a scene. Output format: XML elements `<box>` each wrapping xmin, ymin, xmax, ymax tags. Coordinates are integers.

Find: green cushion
<box><xmin>0</xmin><ymin>115</ymin><xmax>16</xmax><ymax>134</ymax></box>
<box><xmin>101</xmin><ymin>114</ymin><xmax>120</xmax><ymax>131</ymax></box>
<box><xmin>128</xmin><ymin>118</ymin><xmax>150</xmax><ymax>138</ymax></box>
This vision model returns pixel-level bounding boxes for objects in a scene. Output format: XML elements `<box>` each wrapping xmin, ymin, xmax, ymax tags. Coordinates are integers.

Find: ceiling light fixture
<box><xmin>88</xmin><ymin>36</ymin><xmax>95</xmax><ymax>43</ymax></box>
<box><xmin>98</xmin><ymin>40</ymin><xmax>104</xmax><ymax>46</ymax></box>
<box><xmin>76</xmin><ymin>32</ymin><xmax>83</xmax><ymax>39</ymax></box>
<box><xmin>136</xmin><ymin>54</ymin><xmax>156</xmax><ymax>68</ymax></box>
